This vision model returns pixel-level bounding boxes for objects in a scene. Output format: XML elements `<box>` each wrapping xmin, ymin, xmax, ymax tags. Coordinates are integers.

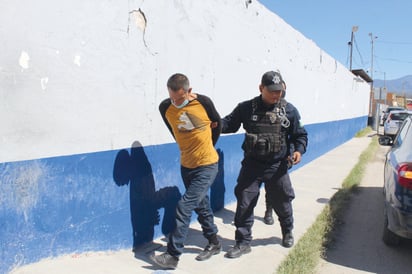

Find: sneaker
<box><xmin>263</xmin><ymin>210</ymin><xmax>274</xmax><ymax>225</ymax></box>
<box><xmin>282</xmin><ymin>232</ymin><xmax>294</xmax><ymax>248</ymax></box>
<box><xmin>150</xmin><ymin>252</ymin><xmax>178</xmax><ymax>269</ymax></box>
<box><xmin>225</xmin><ymin>243</ymin><xmax>251</xmax><ymax>258</ymax></box>
<box><xmin>195</xmin><ymin>242</ymin><xmax>222</xmax><ymax>261</ymax></box>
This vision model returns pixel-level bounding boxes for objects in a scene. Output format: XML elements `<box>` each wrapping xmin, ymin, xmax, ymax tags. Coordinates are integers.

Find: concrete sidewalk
<box><xmin>11</xmin><ymin>136</ymin><xmax>372</xmax><ymax>274</ymax></box>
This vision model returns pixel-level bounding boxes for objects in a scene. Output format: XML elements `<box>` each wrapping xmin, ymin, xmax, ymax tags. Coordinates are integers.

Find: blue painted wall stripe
<box><xmin>0</xmin><ymin>116</ymin><xmax>367</xmax><ymax>273</ymax></box>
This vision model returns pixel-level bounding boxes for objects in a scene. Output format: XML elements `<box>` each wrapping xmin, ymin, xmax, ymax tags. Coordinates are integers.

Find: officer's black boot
<box><xmin>263</xmin><ymin>205</ymin><xmax>274</xmax><ymax>225</ymax></box>
<box><xmin>282</xmin><ymin>231</ymin><xmax>294</xmax><ymax>248</ymax></box>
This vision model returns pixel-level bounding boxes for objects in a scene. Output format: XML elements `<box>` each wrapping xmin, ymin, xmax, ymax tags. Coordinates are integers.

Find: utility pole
<box><xmin>383</xmin><ymin>72</ymin><xmax>386</xmax><ymax>104</ymax></box>
<box><xmin>369</xmin><ymin>33</ymin><xmax>377</xmax><ymax>88</ymax></box>
<box><xmin>368</xmin><ymin>32</ymin><xmax>378</xmax><ymax>129</ymax></box>
<box><xmin>349</xmin><ymin>26</ymin><xmax>358</xmax><ymax>71</ymax></box>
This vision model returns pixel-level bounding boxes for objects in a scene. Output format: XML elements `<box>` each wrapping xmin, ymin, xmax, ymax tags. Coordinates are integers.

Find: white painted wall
<box><xmin>0</xmin><ymin>0</ymin><xmax>370</xmax><ymax>163</ymax></box>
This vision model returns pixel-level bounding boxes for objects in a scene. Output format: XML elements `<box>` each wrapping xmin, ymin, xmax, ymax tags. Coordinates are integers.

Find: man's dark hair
<box><xmin>167</xmin><ymin>73</ymin><xmax>190</xmax><ymax>92</ymax></box>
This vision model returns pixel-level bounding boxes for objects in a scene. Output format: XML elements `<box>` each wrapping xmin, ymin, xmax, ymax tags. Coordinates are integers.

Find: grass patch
<box><xmin>276</xmin><ymin>130</ymin><xmax>379</xmax><ymax>274</ymax></box>
<box><xmin>354</xmin><ymin>126</ymin><xmax>373</xmax><ymax>137</ymax></box>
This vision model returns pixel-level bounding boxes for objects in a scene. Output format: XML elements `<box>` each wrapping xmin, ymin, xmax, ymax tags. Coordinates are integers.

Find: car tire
<box><xmin>382</xmin><ymin>211</ymin><xmax>400</xmax><ymax>246</ymax></box>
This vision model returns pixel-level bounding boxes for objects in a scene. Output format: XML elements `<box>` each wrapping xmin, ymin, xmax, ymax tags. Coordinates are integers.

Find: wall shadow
<box><xmin>113</xmin><ymin>141</ymin><xmax>181</xmax><ymax>250</ymax></box>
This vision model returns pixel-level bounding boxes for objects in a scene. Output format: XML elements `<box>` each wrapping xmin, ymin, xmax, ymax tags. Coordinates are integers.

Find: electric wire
<box><xmin>351</xmin><ymin>35</ymin><xmax>366</xmax><ymax>68</ymax></box>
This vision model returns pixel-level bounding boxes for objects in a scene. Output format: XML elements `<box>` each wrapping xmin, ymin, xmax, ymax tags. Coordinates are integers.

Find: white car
<box><xmin>380</xmin><ymin>106</ymin><xmax>405</xmax><ymax>126</ymax></box>
<box><xmin>383</xmin><ymin>110</ymin><xmax>412</xmax><ymax>139</ymax></box>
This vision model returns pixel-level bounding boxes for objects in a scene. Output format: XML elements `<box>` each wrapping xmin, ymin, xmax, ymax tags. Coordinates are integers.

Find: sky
<box><xmin>259</xmin><ymin>0</ymin><xmax>412</xmax><ymax>81</ymax></box>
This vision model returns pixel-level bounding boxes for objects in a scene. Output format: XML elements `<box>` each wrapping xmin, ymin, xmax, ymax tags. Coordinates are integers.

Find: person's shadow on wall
<box><xmin>113</xmin><ymin>141</ymin><xmax>181</xmax><ymax>251</ymax></box>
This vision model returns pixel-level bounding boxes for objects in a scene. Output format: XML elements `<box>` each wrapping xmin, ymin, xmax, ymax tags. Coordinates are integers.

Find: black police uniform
<box><xmin>221</xmin><ymin>95</ymin><xmax>308</xmax><ymax>245</ymax></box>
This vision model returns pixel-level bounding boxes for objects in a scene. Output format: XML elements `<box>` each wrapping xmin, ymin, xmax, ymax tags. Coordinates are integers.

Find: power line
<box><xmin>353</xmin><ymin>35</ymin><xmax>366</xmax><ymax>66</ymax></box>
<box><xmin>375</xmin><ymin>55</ymin><xmax>412</xmax><ymax>64</ymax></box>
<box><xmin>376</xmin><ymin>40</ymin><xmax>412</xmax><ymax>45</ymax></box>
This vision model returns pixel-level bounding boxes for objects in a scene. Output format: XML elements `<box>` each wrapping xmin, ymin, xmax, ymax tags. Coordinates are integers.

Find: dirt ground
<box><xmin>316</xmin><ymin>141</ymin><xmax>412</xmax><ymax>274</ymax></box>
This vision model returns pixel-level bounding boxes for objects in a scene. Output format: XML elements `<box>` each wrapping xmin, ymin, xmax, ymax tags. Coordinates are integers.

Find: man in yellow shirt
<box><xmin>150</xmin><ymin>73</ymin><xmax>222</xmax><ymax>269</ymax></box>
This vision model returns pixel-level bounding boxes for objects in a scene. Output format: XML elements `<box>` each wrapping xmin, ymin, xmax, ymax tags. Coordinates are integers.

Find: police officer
<box><xmin>221</xmin><ymin>70</ymin><xmax>308</xmax><ymax>258</ymax></box>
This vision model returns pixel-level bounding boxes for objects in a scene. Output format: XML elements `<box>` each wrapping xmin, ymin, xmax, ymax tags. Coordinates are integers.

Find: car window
<box><xmin>394</xmin><ymin>117</ymin><xmax>412</xmax><ymax>147</ymax></box>
<box><xmin>386</xmin><ymin>107</ymin><xmax>404</xmax><ymax>112</ymax></box>
<box><xmin>390</xmin><ymin>112</ymin><xmax>409</xmax><ymax>121</ymax></box>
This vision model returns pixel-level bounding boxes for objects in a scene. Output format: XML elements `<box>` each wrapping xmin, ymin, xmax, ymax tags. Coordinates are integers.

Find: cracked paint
<box><xmin>19</xmin><ymin>51</ymin><xmax>30</xmax><ymax>70</ymax></box>
<box><xmin>73</xmin><ymin>55</ymin><xmax>81</xmax><ymax>66</ymax></box>
<box><xmin>41</xmin><ymin>77</ymin><xmax>49</xmax><ymax>90</ymax></box>
<box><xmin>128</xmin><ymin>8</ymin><xmax>156</xmax><ymax>55</ymax></box>
<box><xmin>129</xmin><ymin>9</ymin><xmax>146</xmax><ymax>32</ymax></box>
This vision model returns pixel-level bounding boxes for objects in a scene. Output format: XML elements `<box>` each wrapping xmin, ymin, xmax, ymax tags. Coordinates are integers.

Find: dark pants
<box><xmin>167</xmin><ymin>163</ymin><xmax>219</xmax><ymax>257</ymax></box>
<box><xmin>264</xmin><ymin>184</ymin><xmax>271</xmax><ymax>211</ymax></box>
<box><xmin>234</xmin><ymin>159</ymin><xmax>295</xmax><ymax>244</ymax></box>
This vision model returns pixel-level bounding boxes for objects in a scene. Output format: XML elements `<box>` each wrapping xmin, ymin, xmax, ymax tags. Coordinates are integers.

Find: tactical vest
<box><xmin>242</xmin><ymin>98</ymin><xmax>288</xmax><ymax>160</ymax></box>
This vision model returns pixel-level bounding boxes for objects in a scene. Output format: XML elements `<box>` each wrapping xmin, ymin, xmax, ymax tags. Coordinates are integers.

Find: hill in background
<box><xmin>374</xmin><ymin>75</ymin><xmax>412</xmax><ymax>97</ymax></box>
